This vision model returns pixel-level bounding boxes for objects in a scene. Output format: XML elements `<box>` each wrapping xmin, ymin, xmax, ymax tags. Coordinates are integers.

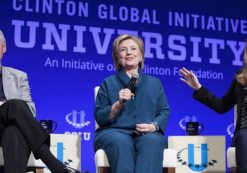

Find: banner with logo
<box><xmin>41</xmin><ymin>134</ymin><xmax>81</xmax><ymax>173</ymax></box>
<box><xmin>0</xmin><ymin>0</ymin><xmax>246</xmax><ymax>172</ymax></box>
<box><xmin>169</xmin><ymin>136</ymin><xmax>226</xmax><ymax>173</ymax></box>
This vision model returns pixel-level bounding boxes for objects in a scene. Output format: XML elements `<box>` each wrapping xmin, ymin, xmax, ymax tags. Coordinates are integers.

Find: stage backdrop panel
<box><xmin>0</xmin><ymin>0</ymin><xmax>247</xmax><ymax>172</ymax></box>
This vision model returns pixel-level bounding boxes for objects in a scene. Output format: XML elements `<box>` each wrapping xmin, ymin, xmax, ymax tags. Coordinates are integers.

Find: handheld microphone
<box><xmin>122</xmin><ymin>73</ymin><xmax>139</xmax><ymax>103</ymax></box>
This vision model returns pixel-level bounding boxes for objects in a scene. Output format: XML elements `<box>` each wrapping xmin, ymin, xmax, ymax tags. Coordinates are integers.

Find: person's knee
<box><xmin>3</xmin><ymin>125</ymin><xmax>19</xmax><ymax>136</ymax></box>
<box><xmin>114</xmin><ymin>138</ymin><xmax>133</xmax><ymax>150</ymax></box>
<box><xmin>98</xmin><ymin>132</ymin><xmax>134</xmax><ymax>151</ymax></box>
<box><xmin>4</xmin><ymin>99</ymin><xmax>30</xmax><ymax>118</ymax></box>
<box><xmin>143</xmin><ymin>133</ymin><xmax>164</xmax><ymax>143</ymax></box>
<box><xmin>137</xmin><ymin>133</ymin><xmax>165</xmax><ymax>151</ymax></box>
<box><xmin>6</xmin><ymin>99</ymin><xmax>26</xmax><ymax>107</ymax></box>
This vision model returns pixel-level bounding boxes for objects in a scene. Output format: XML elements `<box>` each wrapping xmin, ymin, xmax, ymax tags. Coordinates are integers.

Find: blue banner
<box><xmin>1</xmin><ymin>0</ymin><xmax>246</xmax><ymax>172</ymax></box>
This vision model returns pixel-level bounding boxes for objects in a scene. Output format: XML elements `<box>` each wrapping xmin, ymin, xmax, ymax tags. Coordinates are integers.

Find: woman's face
<box><xmin>117</xmin><ymin>39</ymin><xmax>142</xmax><ymax>71</ymax></box>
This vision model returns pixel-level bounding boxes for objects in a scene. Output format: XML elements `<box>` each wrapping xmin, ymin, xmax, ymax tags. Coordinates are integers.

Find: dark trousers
<box><xmin>0</xmin><ymin>99</ymin><xmax>49</xmax><ymax>173</ymax></box>
<box><xmin>235</xmin><ymin>128</ymin><xmax>247</xmax><ymax>173</ymax></box>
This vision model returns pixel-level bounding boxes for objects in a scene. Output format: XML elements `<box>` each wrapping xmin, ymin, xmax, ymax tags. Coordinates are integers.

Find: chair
<box><xmin>0</xmin><ymin>148</ymin><xmax>45</xmax><ymax>173</ymax></box>
<box><xmin>227</xmin><ymin>105</ymin><xmax>237</xmax><ymax>173</ymax></box>
<box><xmin>94</xmin><ymin>86</ymin><xmax>177</xmax><ymax>173</ymax></box>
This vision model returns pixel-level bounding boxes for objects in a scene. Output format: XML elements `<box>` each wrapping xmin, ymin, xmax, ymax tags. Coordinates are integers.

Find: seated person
<box><xmin>0</xmin><ymin>30</ymin><xmax>88</xmax><ymax>173</ymax></box>
<box><xmin>179</xmin><ymin>40</ymin><xmax>247</xmax><ymax>173</ymax></box>
<box><xmin>94</xmin><ymin>34</ymin><xmax>170</xmax><ymax>173</ymax></box>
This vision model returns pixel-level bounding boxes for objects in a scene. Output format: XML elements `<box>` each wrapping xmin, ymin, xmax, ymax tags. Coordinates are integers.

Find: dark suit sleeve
<box><xmin>193</xmin><ymin>79</ymin><xmax>237</xmax><ymax>114</ymax></box>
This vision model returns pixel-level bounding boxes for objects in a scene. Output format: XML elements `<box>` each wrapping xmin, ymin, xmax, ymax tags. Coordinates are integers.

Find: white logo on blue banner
<box><xmin>65</xmin><ymin>110</ymin><xmax>90</xmax><ymax>129</ymax></box>
<box><xmin>177</xmin><ymin>144</ymin><xmax>218</xmax><ymax>172</ymax></box>
<box><xmin>227</xmin><ymin>123</ymin><xmax>234</xmax><ymax>138</ymax></box>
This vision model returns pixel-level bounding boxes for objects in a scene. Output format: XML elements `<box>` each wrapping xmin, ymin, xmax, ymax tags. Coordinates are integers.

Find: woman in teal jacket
<box><xmin>94</xmin><ymin>34</ymin><xmax>170</xmax><ymax>173</ymax></box>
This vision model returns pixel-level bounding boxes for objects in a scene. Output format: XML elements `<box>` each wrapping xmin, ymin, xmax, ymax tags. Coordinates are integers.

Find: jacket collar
<box><xmin>117</xmin><ymin>68</ymin><xmax>143</xmax><ymax>88</ymax></box>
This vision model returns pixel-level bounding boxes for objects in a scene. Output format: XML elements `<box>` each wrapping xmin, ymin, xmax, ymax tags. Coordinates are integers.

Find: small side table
<box><xmin>168</xmin><ymin>136</ymin><xmax>226</xmax><ymax>173</ymax></box>
<box><xmin>44</xmin><ymin>134</ymin><xmax>81</xmax><ymax>173</ymax></box>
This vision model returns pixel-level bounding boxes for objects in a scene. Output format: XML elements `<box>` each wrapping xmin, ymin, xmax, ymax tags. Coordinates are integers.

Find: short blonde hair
<box><xmin>112</xmin><ymin>34</ymin><xmax>144</xmax><ymax>70</ymax></box>
<box><xmin>0</xmin><ymin>30</ymin><xmax>6</xmax><ymax>53</ymax></box>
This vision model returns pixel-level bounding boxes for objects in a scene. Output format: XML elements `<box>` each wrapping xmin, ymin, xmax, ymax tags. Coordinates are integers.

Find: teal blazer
<box><xmin>94</xmin><ymin>70</ymin><xmax>170</xmax><ymax>142</ymax></box>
